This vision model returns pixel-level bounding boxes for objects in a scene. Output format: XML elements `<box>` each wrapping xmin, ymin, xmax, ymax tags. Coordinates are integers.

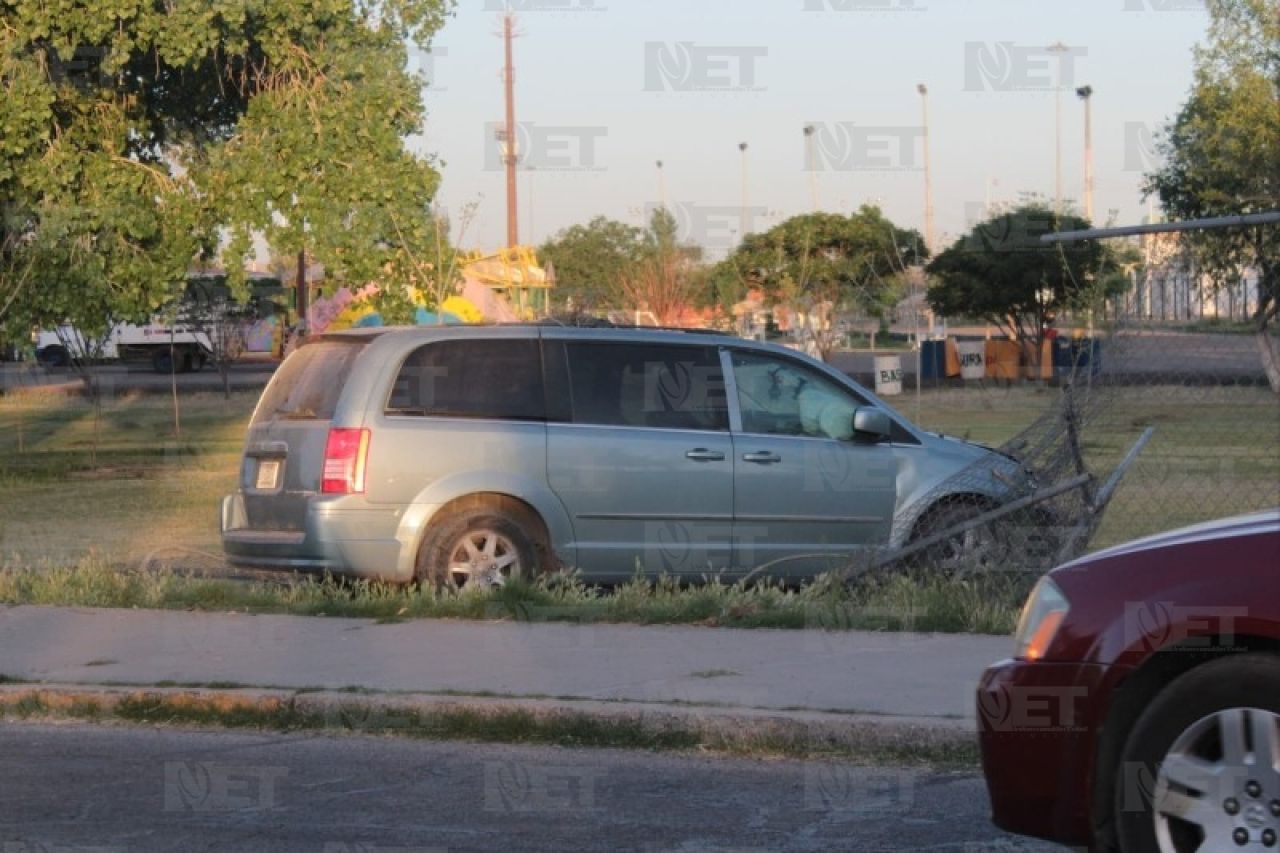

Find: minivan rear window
<box><xmin>252</xmin><ymin>339</ymin><xmax>366</xmax><ymax>424</ymax></box>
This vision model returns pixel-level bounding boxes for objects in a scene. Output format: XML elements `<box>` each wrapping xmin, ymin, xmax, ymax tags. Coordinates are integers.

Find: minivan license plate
<box><xmin>255</xmin><ymin>459</ymin><xmax>281</xmax><ymax>490</ymax></box>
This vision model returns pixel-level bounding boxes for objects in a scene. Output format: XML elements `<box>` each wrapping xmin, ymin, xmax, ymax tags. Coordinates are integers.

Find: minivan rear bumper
<box><xmin>220</xmin><ymin>493</ymin><xmax>414</xmax><ymax>582</ymax></box>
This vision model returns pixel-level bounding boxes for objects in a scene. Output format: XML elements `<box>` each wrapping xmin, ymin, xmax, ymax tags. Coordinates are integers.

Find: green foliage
<box><xmin>541</xmin><ymin>209</ymin><xmax>707</xmax><ymax>314</ymax></box>
<box><xmin>1145</xmin><ymin>0</ymin><xmax>1280</xmax><ymax>331</ymax></box>
<box><xmin>0</xmin><ymin>0</ymin><xmax>453</xmax><ymax>336</ymax></box>
<box><xmin>719</xmin><ymin>207</ymin><xmax>926</xmax><ymax>315</ymax></box>
<box><xmin>926</xmin><ymin>205</ymin><xmax>1104</xmax><ymax>356</ymax></box>
<box><xmin>540</xmin><ymin>216</ymin><xmax>648</xmax><ymax>311</ymax></box>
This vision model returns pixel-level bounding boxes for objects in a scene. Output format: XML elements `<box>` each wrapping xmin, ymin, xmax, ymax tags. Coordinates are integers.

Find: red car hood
<box><xmin>1063</xmin><ymin>508</ymin><xmax>1280</xmax><ymax>568</ymax></box>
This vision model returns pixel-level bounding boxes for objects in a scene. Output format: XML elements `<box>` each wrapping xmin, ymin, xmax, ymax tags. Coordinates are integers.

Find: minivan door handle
<box><xmin>742</xmin><ymin>451</ymin><xmax>782</xmax><ymax>464</ymax></box>
<box><xmin>685</xmin><ymin>448</ymin><xmax>726</xmax><ymax>462</ymax></box>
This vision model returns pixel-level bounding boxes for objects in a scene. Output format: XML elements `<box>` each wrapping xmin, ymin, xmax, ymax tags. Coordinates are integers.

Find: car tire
<box><xmin>1113</xmin><ymin>653</ymin><xmax>1280</xmax><ymax>853</ymax></box>
<box><xmin>38</xmin><ymin>345</ymin><xmax>68</xmax><ymax>368</ymax></box>
<box><xmin>414</xmin><ymin>497</ymin><xmax>545</xmax><ymax>589</ymax></box>
<box><xmin>909</xmin><ymin>500</ymin><xmax>1004</xmax><ymax>576</ymax></box>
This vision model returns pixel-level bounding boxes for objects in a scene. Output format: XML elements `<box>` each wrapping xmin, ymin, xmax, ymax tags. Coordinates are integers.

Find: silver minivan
<box><xmin>221</xmin><ymin>326</ymin><xmax>1024</xmax><ymax>585</ymax></box>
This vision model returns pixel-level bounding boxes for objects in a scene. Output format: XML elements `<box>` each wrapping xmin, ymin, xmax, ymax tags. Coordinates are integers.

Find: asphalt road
<box><xmin>0</xmin><ymin>723</ymin><xmax>1066</xmax><ymax>853</ymax></box>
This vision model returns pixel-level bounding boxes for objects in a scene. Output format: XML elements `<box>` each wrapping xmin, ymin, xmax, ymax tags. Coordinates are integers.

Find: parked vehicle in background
<box><xmin>977</xmin><ymin>508</ymin><xmax>1280</xmax><ymax>852</ymax></box>
<box><xmin>33</xmin><ymin>273</ymin><xmax>285</xmax><ymax>373</ymax></box>
<box><xmin>221</xmin><ymin>324</ymin><xmax>1032</xmax><ymax>585</ymax></box>
<box><xmin>34</xmin><ymin>321</ymin><xmax>213</xmax><ymax>373</ymax></box>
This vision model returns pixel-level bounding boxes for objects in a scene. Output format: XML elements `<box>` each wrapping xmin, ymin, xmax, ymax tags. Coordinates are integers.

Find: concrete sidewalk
<box><xmin>0</xmin><ymin>605</ymin><xmax>1007</xmax><ymax>728</ymax></box>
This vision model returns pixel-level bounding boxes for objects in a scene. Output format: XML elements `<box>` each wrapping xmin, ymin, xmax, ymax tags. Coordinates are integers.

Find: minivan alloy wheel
<box><xmin>446</xmin><ymin>529</ymin><xmax>523</xmax><ymax>588</ymax></box>
<box><xmin>1152</xmin><ymin>707</ymin><xmax>1280</xmax><ymax>853</ymax></box>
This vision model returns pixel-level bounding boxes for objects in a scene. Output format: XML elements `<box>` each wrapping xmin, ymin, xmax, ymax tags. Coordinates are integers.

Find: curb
<box><xmin>0</xmin><ymin>683</ymin><xmax>979</xmax><ymax>767</ymax></box>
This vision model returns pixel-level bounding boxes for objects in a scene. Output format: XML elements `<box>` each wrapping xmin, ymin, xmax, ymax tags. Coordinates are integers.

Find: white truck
<box><xmin>35</xmin><ymin>320</ymin><xmax>213</xmax><ymax>373</ymax></box>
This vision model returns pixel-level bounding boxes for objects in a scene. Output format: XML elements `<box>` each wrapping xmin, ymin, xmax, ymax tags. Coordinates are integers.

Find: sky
<box><xmin>413</xmin><ymin>0</ymin><xmax>1209</xmax><ymax>256</ymax></box>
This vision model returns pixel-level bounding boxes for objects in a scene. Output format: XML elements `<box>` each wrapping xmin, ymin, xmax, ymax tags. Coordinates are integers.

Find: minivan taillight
<box><xmin>321</xmin><ymin>428</ymin><xmax>370</xmax><ymax>494</ymax></box>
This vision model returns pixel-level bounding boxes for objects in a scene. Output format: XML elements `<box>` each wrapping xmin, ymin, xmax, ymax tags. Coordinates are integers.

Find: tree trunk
<box><xmin>1257</xmin><ymin>329</ymin><xmax>1280</xmax><ymax>394</ymax></box>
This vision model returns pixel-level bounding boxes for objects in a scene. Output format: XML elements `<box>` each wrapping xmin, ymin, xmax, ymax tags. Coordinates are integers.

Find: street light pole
<box><xmin>803</xmin><ymin>125</ymin><xmax>820</xmax><ymax>212</ymax></box>
<box><xmin>917</xmin><ymin>84</ymin><xmax>935</xmax><ymax>255</ymax></box>
<box><xmin>1076</xmin><ymin>85</ymin><xmax>1095</xmax><ymax>222</ymax></box>
<box><xmin>656</xmin><ymin>160</ymin><xmax>667</xmax><ymax>212</ymax></box>
<box><xmin>738</xmin><ymin>142</ymin><xmax>750</xmax><ymax>242</ymax></box>
<box><xmin>1047</xmin><ymin>42</ymin><xmax>1069</xmax><ymax>215</ymax></box>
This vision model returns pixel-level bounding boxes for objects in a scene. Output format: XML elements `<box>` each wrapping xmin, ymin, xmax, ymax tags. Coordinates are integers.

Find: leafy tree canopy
<box><xmin>719</xmin><ymin>207</ymin><xmax>926</xmax><ymax>316</ymax></box>
<box><xmin>541</xmin><ymin>208</ymin><xmax>704</xmax><ymax>311</ymax></box>
<box><xmin>540</xmin><ymin>216</ymin><xmax>647</xmax><ymax>311</ymax></box>
<box><xmin>1144</xmin><ymin>0</ymin><xmax>1279</xmax><ymax>388</ymax></box>
<box><xmin>926</xmin><ymin>204</ymin><xmax>1104</xmax><ymax>355</ymax></box>
<box><xmin>0</xmin><ymin>0</ymin><xmax>453</xmax><ymax>337</ymax></box>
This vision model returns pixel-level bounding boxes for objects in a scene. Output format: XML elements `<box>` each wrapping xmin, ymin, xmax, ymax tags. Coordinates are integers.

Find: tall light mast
<box><xmin>502</xmin><ymin>13</ymin><xmax>519</xmax><ymax>247</ymax></box>
<box><xmin>1077</xmin><ymin>85</ymin><xmax>1095</xmax><ymax>222</ymax></box>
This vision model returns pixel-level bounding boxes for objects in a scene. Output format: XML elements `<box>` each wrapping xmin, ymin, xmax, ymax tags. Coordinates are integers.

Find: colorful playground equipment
<box><xmin>304</xmin><ymin>245</ymin><xmax>553</xmax><ymax>335</ymax></box>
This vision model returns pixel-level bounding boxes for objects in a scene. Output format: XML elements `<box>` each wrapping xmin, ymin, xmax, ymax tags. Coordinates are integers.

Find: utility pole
<box><xmin>502</xmin><ymin>12</ymin><xmax>519</xmax><ymax>247</ymax></box>
<box><xmin>917</xmin><ymin>84</ymin><xmax>935</xmax><ymax>254</ymax></box>
<box><xmin>294</xmin><ymin>249</ymin><xmax>307</xmax><ymax>339</ymax></box>
<box><xmin>1047</xmin><ymin>42</ymin><xmax>1070</xmax><ymax>215</ymax></box>
<box><xmin>1076</xmin><ymin>85</ymin><xmax>1094</xmax><ymax>222</ymax></box>
<box><xmin>803</xmin><ymin>125</ymin><xmax>820</xmax><ymax>212</ymax></box>
<box><xmin>656</xmin><ymin>160</ymin><xmax>667</xmax><ymax>211</ymax></box>
<box><xmin>738</xmin><ymin>142</ymin><xmax>750</xmax><ymax>242</ymax></box>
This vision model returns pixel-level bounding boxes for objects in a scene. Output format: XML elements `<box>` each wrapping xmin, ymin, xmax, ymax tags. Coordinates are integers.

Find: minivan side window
<box><xmin>388</xmin><ymin>338</ymin><xmax>545</xmax><ymax>421</ymax></box>
<box><xmin>563</xmin><ymin>342</ymin><xmax>728</xmax><ymax>432</ymax></box>
<box><xmin>731</xmin><ymin>350</ymin><xmax>920</xmax><ymax>444</ymax></box>
<box><xmin>731</xmin><ymin>351</ymin><xmax>860</xmax><ymax>440</ymax></box>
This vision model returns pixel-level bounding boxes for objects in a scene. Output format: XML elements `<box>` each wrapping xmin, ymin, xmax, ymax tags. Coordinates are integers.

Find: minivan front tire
<box><xmin>415</xmin><ymin>496</ymin><xmax>545</xmax><ymax>589</ymax></box>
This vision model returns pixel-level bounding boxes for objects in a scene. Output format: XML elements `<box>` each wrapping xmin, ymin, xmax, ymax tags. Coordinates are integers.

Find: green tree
<box><xmin>720</xmin><ymin>207</ymin><xmax>926</xmax><ymax>358</ymax></box>
<box><xmin>539</xmin><ymin>216</ymin><xmax>647</xmax><ymax>311</ymax></box>
<box><xmin>1145</xmin><ymin>0</ymin><xmax>1280</xmax><ymax>392</ymax></box>
<box><xmin>0</xmin><ymin>0</ymin><xmax>453</xmax><ymax>340</ymax></box>
<box><xmin>926</xmin><ymin>205</ymin><xmax>1104</xmax><ymax>366</ymax></box>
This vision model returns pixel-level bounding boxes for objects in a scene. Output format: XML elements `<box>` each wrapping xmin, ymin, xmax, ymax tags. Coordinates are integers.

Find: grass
<box><xmin>0</xmin><ymin>556</ymin><xmax>1032</xmax><ymax>634</ymax></box>
<box><xmin>0</xmin><ymin>687</ymin><xmax>979</xmax><ymax>768</ymax></box>
<box><xmin>0</xmin><ymin>378</ymin><xmax>1275</xmax><ymax>629</ymax></box>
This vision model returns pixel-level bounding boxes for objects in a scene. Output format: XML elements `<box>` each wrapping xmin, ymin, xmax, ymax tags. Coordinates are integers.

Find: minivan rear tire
<box><xmin>415</xmin><ymin>497</ymin><xmax>544</xmax><ymax>589</ymax></box>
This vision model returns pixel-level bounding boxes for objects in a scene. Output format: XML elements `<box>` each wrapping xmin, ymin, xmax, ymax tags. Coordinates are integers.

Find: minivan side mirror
<box><xmin>852</xmin><ymin>407</ymin><xmax>892</xmax><ymax>443</ymax></box>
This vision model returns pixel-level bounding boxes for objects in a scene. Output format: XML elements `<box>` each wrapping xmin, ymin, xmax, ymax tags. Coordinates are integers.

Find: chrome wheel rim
<box><xmin>446</xmin><ymin>529</ymin><xmax>521</xmax><ymax>588</ymax></box>
<box><xmin>1153</xmin><ymin>707</ymin><xmax>1280</xmax><ymax>852</ymax></box>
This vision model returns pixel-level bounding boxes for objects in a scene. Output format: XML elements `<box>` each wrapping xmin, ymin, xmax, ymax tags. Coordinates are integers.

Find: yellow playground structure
<box><xmin>307</xmin><ymin>245</ymin><xmax>555</xmax><ymax>334</ymax></box>
<box><xmin>459</xmin><ymin>245</ymin><xmax>555</xmax><ymax>320</ymax></box>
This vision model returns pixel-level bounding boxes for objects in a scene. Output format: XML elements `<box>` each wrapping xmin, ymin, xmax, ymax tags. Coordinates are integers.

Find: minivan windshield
<box><xmin>251</xmin><ymin>339</ymin><xmax>367</xmax><ymax>424</ymax></box>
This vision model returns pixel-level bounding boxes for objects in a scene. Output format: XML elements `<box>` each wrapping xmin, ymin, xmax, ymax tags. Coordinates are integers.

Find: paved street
<box><xmin>0</xmin><ymin>723</ymin><xmax>1066</xmax><ymax>852</ymax></box>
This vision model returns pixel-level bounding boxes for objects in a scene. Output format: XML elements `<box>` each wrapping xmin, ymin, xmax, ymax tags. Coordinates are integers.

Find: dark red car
<box><xmin>978</xmin><ymin>509</ymin><xmax>1280</xmax><ymax>852</ymax></box>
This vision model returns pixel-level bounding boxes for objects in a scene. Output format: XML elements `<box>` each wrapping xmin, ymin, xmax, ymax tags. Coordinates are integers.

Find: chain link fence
<box><xmin>869</xmin><ymin>318</ymin><xmax>1279</xmax><ymax>581</ymax></box>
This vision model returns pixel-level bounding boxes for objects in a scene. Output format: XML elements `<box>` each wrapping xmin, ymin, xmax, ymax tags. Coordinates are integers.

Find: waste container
<box><xmin>956</xmin><ymin>341</ymin><xmax>986</xmax><ymax>380</ymax></box>
<box><xmin>874</xmin><ymin>355</ymin><xmax>903</xmax><ymax>396</ymax></box>
<box><xmin>1053</xmin><ymin>337</ymin><xmax>1102</xmax><ymax>380</ymax></box>
<box><xmin>919</xmin><ymin>340</ymin><xmax>946</xmax><ymax>382</ymax></box>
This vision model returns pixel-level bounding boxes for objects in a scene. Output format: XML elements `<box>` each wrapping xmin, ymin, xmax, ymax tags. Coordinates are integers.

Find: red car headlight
<box><xmin>1013</xmin><ymin>576</ymin><xmax>1070</xmax><ymax>662</ymax></box>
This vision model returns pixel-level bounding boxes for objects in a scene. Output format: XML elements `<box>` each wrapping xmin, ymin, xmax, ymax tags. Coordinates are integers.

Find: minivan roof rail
<box><xmin>532</xmin><ymin>318</ymin><xmax>733</xmax><ymax>336</ymax></box>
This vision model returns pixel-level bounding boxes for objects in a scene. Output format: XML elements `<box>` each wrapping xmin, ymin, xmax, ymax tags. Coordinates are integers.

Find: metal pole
<box><xmin>1077</xmin><ymin>85</ymin><xmax>1094</xmax><ymax>222</ymax></box>
<box><xmin>1040</xmin><ymin>210</ymin><xmax>1280</xmax><ymax>243</ymax></box>
<box><xmin>656</xmin><ymin>160</ymin><xmax>667</xmax><ymax>211</ymax></box>
<box><xmin>917</xmin><ymin>84</ymin><xmax>935</xmax><ymax>254</ymax></box>
<box><xmin>739</xmin><ymin>142</ymin><xmax>750</xmax><ymax>241</ymax></box>
<box><xmin>803</xmin><ymin>125</ymin><xmax>820</xmax><ymax>212</ymax></box>
<box><xmin>1048</xmin><ymin>43</ymin><xmax>1069</xmax><ymax>214</ymax></box>
<box><xmin>526</xmin><ymin>165</ymin><xmax>536</xmax><ymax>245</ymax></box>
<box><xmin>503</xmin><ymin>13</ymin><xmax>519</xmax><ymax>247</ymax></box>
